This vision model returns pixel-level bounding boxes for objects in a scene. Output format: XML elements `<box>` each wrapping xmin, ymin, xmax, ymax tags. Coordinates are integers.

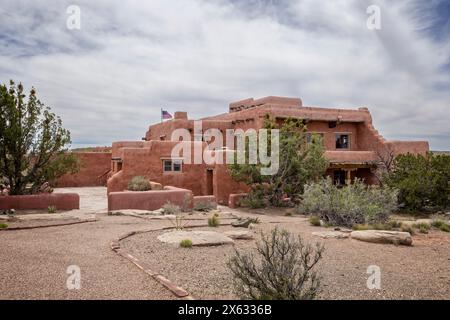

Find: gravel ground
<box><xmin>122</xmin><ymin>211</ymin><xmax>450</xmax><ymax>300</ymax></box>
<box><xmin>0</xmin><ymin>187</ymin><xmax>177</xmax><ymax>300</ymax></box>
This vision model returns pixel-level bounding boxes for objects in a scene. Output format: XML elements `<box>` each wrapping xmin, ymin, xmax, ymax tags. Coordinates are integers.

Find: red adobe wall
<box><xmin>108</xmin><ymin>186</ymin><xmax>193</xmax><ymax>211</ymax></box>
<box><xmin>0</xmin><ymin>193</ymin><xmax>80</xmax><ymax>210</ymax></box>
<box><xmin>55</xmin><ymin>152</ymin><xmax>112</xmax><ymax>187</ymax></box>
<box><xmin>108</xmin><ymin>141</ymin><xmax>209</xmax><ymax>195</ymax></box>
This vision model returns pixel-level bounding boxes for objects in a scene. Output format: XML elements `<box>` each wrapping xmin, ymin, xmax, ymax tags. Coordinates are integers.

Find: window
<box><xmin>335</xmin><ymin>134</ymin><xmax>350</xmax><ymax>149</ymax></box>
<box><xmin>163</xmin><ymin>159</ymin><xmax>182</xmax><ymax>172</ymax></box>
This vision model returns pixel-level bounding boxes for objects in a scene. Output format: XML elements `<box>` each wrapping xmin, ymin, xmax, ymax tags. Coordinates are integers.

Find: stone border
<box><xmin>111</xmin><ymin>228</ymin><xmax>194</xmax><ymax>300</ymax></box>
<box><xmin>0</xmin><ymin>218</ymin><xmax>97</xmax><ymax>231</ymax></box>
<box><xmin>111</xmin><ymin>220</ymin><xmax>237</xmax><ymax>300</ymax></box>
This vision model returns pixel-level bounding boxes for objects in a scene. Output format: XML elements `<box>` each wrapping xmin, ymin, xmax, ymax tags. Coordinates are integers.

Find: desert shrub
<box><xmin>208</xmin><ymin>215</ymin><xmax>220</xmax><ymax>227</ymax></box>
<box><xmin>415</xmin><ymin>223</ymin><xmax>430</xmax><ymax>234</ymax></box>
<box><xmin>385</xmin><ymin>153</ymin><xmax>450</xmax><ymax>212</ymax></box>
<box><xmin>297</xmin><ymin>178</ymin><xmax>398</xmax><ymax>228</ymax></box>
<box><xmin>127</xmin><ymin>176</ymin><xmax>151</xmax><ymax>191</ymax></box>
<box><xmin>309</xmin><ymin>216</ymin><xmax>321</xmax><ymax>226</ymax></box>
<box><xmin>162</xmin><ymin>202</ymin><xmax>181</xmax><ymax>215</ymax></box>
<box><xmin>431</xmin><ymin>219</ymin><xmax>449</xmax><ymax>232</ymax></box>
<box><xmin>240</xmin><ymin>188</ymin><xmax>266</xmax><ymax>209</ymax></box>
<box><xmin>47</xmin><ymin>206</ymin><xmax>57</xmax><ymax>213</ymax></box>
<box><xmin>180</xmin><ymin>239</ymin><xmax>193</xmax><ymax>248</ymax></box>
<box><xmin>0</xmin><ymin>223</ymin><xmax>7</xmax><ymax>229</ymax></box>
<box><xmin>194</xmin><ymin>200</ymin><xmax>215</xmax><ymax>212</ymax></box>
<box><xmin>227</xmin><ymin>228</ymin><xmax>324</xmax><ymax>300</ymax></box>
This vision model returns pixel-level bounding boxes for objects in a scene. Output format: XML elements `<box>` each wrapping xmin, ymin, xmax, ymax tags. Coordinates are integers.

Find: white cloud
<box><xmin>0</xmin><ymin>0</ymin><xmax>449</xmax><ymax>149</ymax></box>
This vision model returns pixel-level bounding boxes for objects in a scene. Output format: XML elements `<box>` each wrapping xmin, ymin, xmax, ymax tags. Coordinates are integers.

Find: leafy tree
<box><xmin>0</xmin><ymin>80</ymin><xmax>78</xmax><ymax>195</ymax></box>
<box><xmin>385</xmin><ymin>152</ymin><xmax>450</xmax><ymax>212</ymax></box>
<box><xmin>229</xmin><ymin>115</ymin><xmax>328</xmax><ymax>206</ymax></box>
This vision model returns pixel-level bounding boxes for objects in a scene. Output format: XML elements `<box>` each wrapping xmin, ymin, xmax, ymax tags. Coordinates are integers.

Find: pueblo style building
<box><xmin>106</xmin><ymin>96</ymin><xmax>429</xmax><ymax>205</ymax></box>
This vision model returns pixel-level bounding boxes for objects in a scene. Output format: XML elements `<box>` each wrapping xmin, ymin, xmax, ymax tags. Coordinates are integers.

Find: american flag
<box><xmin>161</xmin><ymin>109</ymin><xmax>172</xmax><ymax>120</ymax></box>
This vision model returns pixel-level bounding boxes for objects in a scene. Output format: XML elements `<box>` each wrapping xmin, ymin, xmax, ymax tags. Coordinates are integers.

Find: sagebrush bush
<box><xmin>0</xmin><ymin>223</ymin><xmax>7</xmax><ymax>229</ymax></box>
<box><xmin>162</xmin><ymin>202</ymin><xmax>181</xmax><ymax>215</ymax></box>
<box><xmin>227</xmin><ymin>228</ymin><xmax>324</xmax><ymax>300</ymax></box>
<box><xmin>180</xmin><ymin>239</ymin><xmax>193</xmax><ymax>248</ymax></box>
<box><xmin>127</xmin><ymin>176</ymin><xmax>151</xmax><ymax>191</ymax></box>
<box><xmin>208</xmin><ymin>215</ymin><xmax>220</xmax><ymax>227</ymax></box>
<box><xmin>297</xmin><ymin>178</ymin><xmax>398</xmax><ymax>228</ymax></box>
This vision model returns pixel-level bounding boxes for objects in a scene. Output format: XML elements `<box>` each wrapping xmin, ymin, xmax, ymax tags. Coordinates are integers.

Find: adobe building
<box><xmin>107</xmin><ymin>96</ymin><xmax>429</xmax><ymax>205</ymax></box>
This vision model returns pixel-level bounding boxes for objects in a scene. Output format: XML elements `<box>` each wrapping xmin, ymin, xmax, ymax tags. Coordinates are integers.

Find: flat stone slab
<box><xmin>350</xmin><ymin>230</ymin><xmax>412</xmax><ymax>246</ymax></box>
<box><xmin>158</xmin><ymin>230</ymin><xmax>234</xmax><ymax>247</ymax></box>
<box><xmin>312</xmin><ymin>231</ymin><xmax>350</xmax><ymax>239</ymax></box>
<box><xmin>224</xmin><ymin>230</ymin><xmax>254</xmax><ymax>240</ymax></box>
<box><xmin>110</xmin><ymin>209</ymin><xmax>163</xmax><ymax>216</ymax></box>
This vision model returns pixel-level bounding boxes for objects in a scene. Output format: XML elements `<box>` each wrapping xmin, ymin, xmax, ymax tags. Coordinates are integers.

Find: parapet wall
<box><xmin>108</xmin><ymin>186</ymin><xmax>193</xmax><ymax>212</ymax></box>
<box><xmin>0</xmin><ymin>193</ymin><xmax>80</xmax><ymax>210</ymax></box>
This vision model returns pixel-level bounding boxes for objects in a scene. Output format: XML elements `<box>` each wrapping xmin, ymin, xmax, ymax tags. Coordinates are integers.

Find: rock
<box><xmin>312</xmin><ymin>231</ymin><xmax>350</xmax><ymax>239</ymax></box>
<box><xmin>232</xmin><ymin>218</ymin><xmax>252</xmax><ymax>228</ymax></box>
<box><xmin>149</xmin><ymin>182</ymin><xmax>163</xmax><ymax>190</ymax></box>
<box><xmin>224</xmin><ymin>230</ymin><xmax>254</xmax><ymax>240</ymax></box>
<box><xmin>350</xmin><ymin>230</ymin><xmax>413</xmax><ymax>246</ymax></box>
<box><xmin>109</xmin><ymin>209</ymin><xmax>163</xmax><ymax>216</ymax></box>
<box><xmin>444</xmin><ymin>212</ymin><xmax>450</xmax><ymax>220</ymax></box>
<box><xmin>158</xmin><ymin>230</ymin><xmax>234</xmax><ymax>246</ymax></box>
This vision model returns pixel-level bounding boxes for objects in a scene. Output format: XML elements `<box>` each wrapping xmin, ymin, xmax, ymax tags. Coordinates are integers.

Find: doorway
<box><xmin>206</xmin><ymin>169</ymin><xmax>214</xmax><ymax>195</ymax></box>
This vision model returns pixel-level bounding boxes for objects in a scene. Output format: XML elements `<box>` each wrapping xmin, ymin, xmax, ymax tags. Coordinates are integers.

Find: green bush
<box><xmin>127</xmin><ymin>176</ymin><xmax>151</xmax><ymax>191</ymax></box>
<box><xmin>180</xmin><ymin>239</ymin><xmax>193</xmax><ymax>248</ymax></box>
<box><xmin>240</xmin><ymin>188</ymin><xmax>266</xmax><ymax>209</ymax></box>
<box><xmin>208</xmin><ymin>215</ymin><xmax>220</xmax><ymax>227</ymax></box>
<box><xmin>0</xmin><ymin>223</ymin><xmax>8</xmax><ymax>229</ymax></box>
<box><xmin>162</xmin><ymin>202</ymin><xmax>181</xmax><ymax>215</ymax></box>
<box><xmin>385</xmin><ymin>153</ymin><xmax>450</xmax><ymax>212</ymax></box>
<box><xmin>412</xmin><ymin>222</ymin><xmax>431</xmax><ymax>234</ymax></box>
<box><xmin>297</xmin><ymin>178</ymin><xmax>398</xmax><ymax>228</ymax></box>
<box><xmin>227</xmin><ymin>228</ymin><xmax>324</xmax><ymax>300</ymax></box>
<box><xmin>47</xmin><ymin>206</ymin><xmax>57</xmax><ymax>213</ymax></box>
<box><xmin>431</xmin><ymin>220</ymin><xmax>449</xmax><ymax>232</ymax></box>
<box><xmin>309</xmin><ymin>216</ymin><xmax>321</xmax><ymax>227</ymax></box>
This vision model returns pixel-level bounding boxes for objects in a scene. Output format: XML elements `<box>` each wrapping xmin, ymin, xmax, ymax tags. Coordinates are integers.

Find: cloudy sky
<box><xmin>1</xmin><ymin>0</ymin><xmax>449</xmax><ymax>150</ymax></box>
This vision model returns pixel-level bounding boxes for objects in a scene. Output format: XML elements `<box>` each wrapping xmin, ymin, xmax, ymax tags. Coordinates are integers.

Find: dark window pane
<box><xmin>173</xmin><ymin>160</ymin><xmax>182</xmax><ymax>172</ymax></box>
<box><xmin>163</xmin><ymin>160</ymin><xmax>172</xmax><ymax>171</ymax></box>
<box><xmin>336</xmin><ymin>134</ymin><xmax>349</xmax><ymax>149</ymax></box>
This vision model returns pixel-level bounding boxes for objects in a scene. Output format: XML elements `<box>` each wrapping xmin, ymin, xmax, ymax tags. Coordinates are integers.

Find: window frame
<box><xmin>335</xmin><ymin>133</ymin><xmax>351</xmax><ymax>150</ymax></box>
<box><xmin>162</xmin><ymin>158</ymin><xmax>183</xmax><ymax>173</ymax></box>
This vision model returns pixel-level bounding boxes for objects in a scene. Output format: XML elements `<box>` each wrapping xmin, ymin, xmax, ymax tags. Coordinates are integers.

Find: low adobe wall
<box><xmin>0</xmin><ymin>193</ymin><xmax>80</xmax><ymax>210</ymax></box>
<box><xmin>193</xmin><ymin>195</ymin><xmax>217</xmax><ymax>209</ymax></box>
<box><xmin>56</xmin><ymin>152</ymin><xmax>112</xmax><ymax>187</ymax></box>
<box><xmin>108</xmin><ymin>186</ymin><xmax>193</xmax><ymax>212</ymax></box>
